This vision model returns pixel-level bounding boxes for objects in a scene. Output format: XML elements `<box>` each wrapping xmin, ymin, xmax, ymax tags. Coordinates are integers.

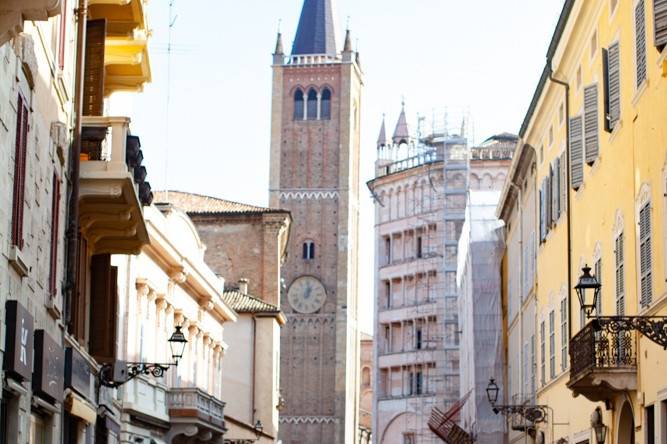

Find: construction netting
<box><xmin>456</xmin><ymin>190</ymin><xmax>506</xmax><ymax>444</ymax></box>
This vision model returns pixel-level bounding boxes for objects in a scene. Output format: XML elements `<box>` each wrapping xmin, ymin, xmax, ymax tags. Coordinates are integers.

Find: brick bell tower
<box><xmin>268</xmin><ymin>0</ymin><xmax>363</xmax><ymax>442</ymax></box>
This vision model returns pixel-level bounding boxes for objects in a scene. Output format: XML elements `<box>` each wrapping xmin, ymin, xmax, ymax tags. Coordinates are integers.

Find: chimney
<box><xmin>238</xmin><ymin>278</ymin><xmax>249</xmax><ymax>294</ymax></box>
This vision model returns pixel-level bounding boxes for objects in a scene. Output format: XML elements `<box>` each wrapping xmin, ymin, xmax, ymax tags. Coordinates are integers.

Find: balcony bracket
<box><xmin>596</xmin><ymin>316</ymin><xmax>667</xmax><ymax>349</ymax></box>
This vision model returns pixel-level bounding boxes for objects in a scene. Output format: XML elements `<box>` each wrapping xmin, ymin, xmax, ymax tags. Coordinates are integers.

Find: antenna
<box><xmin>164</xmin><ymin>0</ymin><xmax>177</xmax><ymax>199</ymax></box>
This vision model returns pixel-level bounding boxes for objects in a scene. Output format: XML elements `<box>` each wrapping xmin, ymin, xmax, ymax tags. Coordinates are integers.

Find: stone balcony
<box><xmin>166</xmin><ymin>387</ymin><xmax>226</xmax><ymax>443</ymax></box>
<box><xmin>567</xmin><ymin>318</ymin><xmax>637</xmax><ymax>402</ymax></box>
<box><xmin>79</xmin><ymin>116</ymin><xmax>151</xmax><ymax>255</ymax></box>
<box><xmin>121</xmin><ymin>376</ymin><xmax>170</xmax><ymax>428</ymax></box>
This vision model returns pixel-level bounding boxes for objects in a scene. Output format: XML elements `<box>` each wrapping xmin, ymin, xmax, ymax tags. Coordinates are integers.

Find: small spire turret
<box><xmin>377</xmin><ymin>115</ymin><xmax>387</xmax><ymax>148</ymax></box>
<box><xmin>392</xmin><ymin>101</ymin><xmax>411</xmax><ymax>145</ymax></box>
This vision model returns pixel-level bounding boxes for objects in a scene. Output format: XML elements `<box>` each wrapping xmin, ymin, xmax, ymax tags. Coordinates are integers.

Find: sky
<box><xmin>130</xmin><ymin>0</ymin><xmax>566</xmax><ymax>334</ymax></box>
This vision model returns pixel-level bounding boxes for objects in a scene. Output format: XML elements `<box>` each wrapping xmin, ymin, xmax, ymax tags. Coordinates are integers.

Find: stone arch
<box><xmin>381</xmin><ymin>411</ymin><xmax>419</xmax><ymax>444</ymax></box>
<box><xmin>481</xmin><ymin>173</ymin><xmax>494</xmax><ymax>189</ymax></box>
<box><xmin>617</xmin><ymin>401</ymin><xmax>635</xmax><ymax>444</ymax></box>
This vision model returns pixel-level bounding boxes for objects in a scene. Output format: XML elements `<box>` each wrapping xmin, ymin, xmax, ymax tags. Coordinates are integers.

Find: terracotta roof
<box><xmin>154</xmin><ymin>191</ymin><xmax>287</xmax><ymax>215</ymax></box>
<box><xmin>222</xmin><ymin>290</ymin><xmax>280</xmax><ymax>314</ymax></box>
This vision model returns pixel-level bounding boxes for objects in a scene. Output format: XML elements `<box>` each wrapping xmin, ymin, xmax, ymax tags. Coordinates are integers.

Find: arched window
<box><xmin>294</xmin><ymin>89</ymin><xmax>304</xmax><ymax>120</ymax></box>
<box><xmin>362</xmin><ymin>367</ymin><xmax>371</xmax><ymax>386</ymax></box>
<box><xmin>302</xmin><ymin>240</ymin><xmax>315</xmax><ymax>260</ymax></box>
<box><xmin>321</xmin><ymin>88</ymin><xmax>331</xmax><ymax>119</ymax></box>
<box><xmin>306</xmin><ymin>89</ymin><xmax>318</xmax><ymax>120</ymax></box>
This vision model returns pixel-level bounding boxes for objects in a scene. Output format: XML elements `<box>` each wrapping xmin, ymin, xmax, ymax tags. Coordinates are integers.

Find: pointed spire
<box><xmin>343</xmin><ymin>29</ymin><xmax>352</xmax><ymax>52</ymax></box>
<box><xmin>377</xmin><ymin>115</ymin><xmax>387</xmax><ymax>148</ymax></box>
<box><xmin>393</xmin><ymin>101</ymin><xmax>410</xmax><ymax>144</ymax></box>
<box><xmin>292</xmin><ymin>0</ymin><xmax>337</xmax><ymax>56</ymax></box>
<box><xmin>274</xmin><ymin>32</ymin><xmax>284</xmax><ymax>55</ymax></box>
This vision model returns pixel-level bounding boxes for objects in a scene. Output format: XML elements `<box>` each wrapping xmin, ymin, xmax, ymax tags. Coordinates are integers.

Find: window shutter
<box><xmin>639</xmin><ymin>204</ymin><xmax>653</xmax><ymax>307</ymax></box>
<box><xmin>636</xmin><ymin>0</ymin><xmax>647</xmax><ymax>87</ymax></box>
<box><xmin>615</xmin><ymin>233</ymin><xmax>625</xmax><ymax>315</ymax></box>
<box><xmin>89</xmin><ymin>254</ymin><xmax>118</xmax><ymax>363</ymax></box>
<box><xmin>569</xmin><ymin>116</ymin><xmax>584</xmax><ymax>189</ymax></box>
<box><xmin>546</xmin><ymin>171</ymin><xmax>552</xmax><ymax>229</ymax></box>
<box><xmin>605</xmin><ymin>43</ymin><xmax>621</xmax><ymax>131</ymax></box>
<box><xmin>653</xmin><ymin>0</ymin><xmax>667</xmax><ymax>50</ymax></box>
<box><xmin>584</xmin><ymin>85</ymin><xmax>599</xmax><ymax>164</ymax></box>
<box><xmin>539</xmin><ymin>181</ymin><xmax>546</xmax><ymax>242</ymax></box>
<box><xmin>11</xmin><ymin>95</ymin><xmax>29</xmax><ymax>249</ymax></box>
<box><xmin>554</xmin><ymin>159</ymin><xmax>561</xmax><ymax>219</ymax></box>
<box><xmin>560</xmin><ymin>153</ymin><xmax>567</xmax><ymax>215</ymax></box>
<box><xmin>49</xmin><ymin>173</ymin><xmax>61</xmax><ymax>296</ymax></box>
<box><xmin>594</xmin><ymin>259</ymin><xmax>602</xmax><ymax>314</ymax></box>
<box><xmin>83</xmin><ymin>19</ymin><xmax>106</xmax><ymax>116</ymax></box>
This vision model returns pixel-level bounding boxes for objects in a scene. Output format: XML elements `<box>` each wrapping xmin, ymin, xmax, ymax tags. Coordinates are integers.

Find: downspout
<box><xmin>251</xmin><ymin>316</ymin><xmax>257</xmax><ymax>424</ymax></box>
<box><xmin>508</xmin><ymin>181</ymin><xmax>523</xmax><ymax>404</ymax></box>
<box><xmin>64</xmin><ymin>0</ymin><xmax>88</xmax><ymax>327</ymax></box>
<box><xmin>547</xmin><ymin>63</ymin><xmax>572</xmax><ymax>341</ymax></box>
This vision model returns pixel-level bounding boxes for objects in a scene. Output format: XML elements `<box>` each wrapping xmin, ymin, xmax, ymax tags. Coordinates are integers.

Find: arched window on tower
<box><xmin>302</xmin><ymin>240</ymin><xmax>315</xmax><ymax>260</ymax></box>
<box><xmin>306</xmin><ymin>89</ymin><xmax>318</xmax><ymax>120</ymax></box>
<box><xmin>321</xmin><ymin>88</ymin><xmax>331</xmax><ymax>120</ymax></box>
<box><xmin>294</xmin><ymin>89</ymin><xmax>304</xmax><ymax>120</ymax></box>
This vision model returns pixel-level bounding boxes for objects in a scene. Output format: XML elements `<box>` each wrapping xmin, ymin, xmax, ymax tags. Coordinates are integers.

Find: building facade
<box><xmin>359</xmin><ymin>333</ymin><xmax>373</xmax><ymax>444</ymax></box>
<box><xmin>368</xmin><ymin>110</ymin><xmax>471</xmax><ymax>444</ymax></box>
<box><xmin>268</xmin><ymin>0</ymin><xmax>363</xmax><ymax>442</ymax></box>
<box><xmin>498</xmin><ymin>0</ymin><xmax>667</xmax><ymax>442</ymax></box>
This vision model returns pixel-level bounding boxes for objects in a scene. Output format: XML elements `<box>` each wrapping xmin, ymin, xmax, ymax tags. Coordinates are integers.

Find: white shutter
<box><xmin>569</xmin><ymin>116</ymin><xmax>584</xmax><ymax>189</ymax></box>
<box><xmin>639</xmin><ymin>204</ymin><xmax>653</xmax><ymax>307</ymax></box>
<box><xmin>636</xmin><ymin>0</ymin><xmax>647</xmax><ymax>87</ymax></box>
<box><xmin>584</xmin><ymin>85</ymin><xmax>599</xmax><ymax>164</ymax></box>
<box><xmin>654</xmin><ymin>0</ymin><xmax>667</xmax><ymax>49</ymax></box>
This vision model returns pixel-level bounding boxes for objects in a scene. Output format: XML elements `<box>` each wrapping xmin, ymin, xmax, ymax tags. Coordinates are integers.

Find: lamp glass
<box><xmin>594</xmin><ymin>424</ymin><xmax>607</xmax><ymax>443</ymax></box>
<box><xmin>486</xmin><ymin>378</ymin><xmax>499</xmax><ymax>405</ymax></box>
<box><xmin>168</xmin><ymin>326</ymin><xmax>188</xmax><ymax>363</ymax></box>
<box><xmin>575</xmin><ymin>266</ymin><xmax>601</xmax><ymax>315</ymax></box>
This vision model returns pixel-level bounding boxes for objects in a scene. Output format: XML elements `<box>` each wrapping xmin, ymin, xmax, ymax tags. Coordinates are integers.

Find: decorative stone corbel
<box><xmin>13</xmin><ymin>33</ymin><xmax>38</xmax><ymax>88</ymax></box>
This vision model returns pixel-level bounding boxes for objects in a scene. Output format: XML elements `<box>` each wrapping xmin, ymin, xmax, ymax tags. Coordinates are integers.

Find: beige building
<box><xmin>359</xmin><ymin>333</ymin><xmax>373</xmax><ymax>443</ymax></box>
<box><xmin>154</xmin><ymin>191</ymin><xmax>291</xmax><ymax>443</ymax></box>
<box><xmin>268</xmin><ymin>0</ymin><xmax>363</xmax><ymax>442</ymax></box>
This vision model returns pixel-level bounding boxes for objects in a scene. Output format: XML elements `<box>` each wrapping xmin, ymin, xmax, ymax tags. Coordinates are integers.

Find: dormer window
<box><xmin>321</xmin><ymin>88</ymin><xmax>331</xmax><ymax>119</ymax></box>
<box><xmin>294</xmin><ymin>89</ymin><xmax>304</xmax><ymax>120</ymax></box>
<box><xmin>302</xmin><ymin>240</ymin><xmax>315</xmax><ymax>260</ymax></box>
<box><xmin>306</xmin><ymin>89</ymin><xmax>318</xmax><ymax>120</ymax></box>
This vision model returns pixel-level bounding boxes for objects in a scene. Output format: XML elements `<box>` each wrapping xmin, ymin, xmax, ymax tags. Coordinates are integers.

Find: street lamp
<box><xmin>575</xmin><ymin>266</ymin><xmax>667</xmax><ymax>349</ymax></box>
<box><xmin>253</xmin><ymin>420</ymin><xmax>264</xmax><ymax>441</ymax></box>
<box><xmin>486</xmin><ymin>378</ymin><xmax>500</xmax><ymax>413</ymax></box>
<box><xmin>99</xmin><ymin>326</ymin><xmax>188</xmax><ymax>388</ymax></box>
<box><xmin>575</xmin><ymin>265</ymin><xmax>601</xmax><ymax>317</ymax></box>
<box><xmin>590</xmin><ymin>407</ymin><xmax>607</xmax><ymax>444</ymax></box>
<box><xmin>485</xmin><ymin>378</ymin><xmax>549</xmax><ymax>424</ymax></box>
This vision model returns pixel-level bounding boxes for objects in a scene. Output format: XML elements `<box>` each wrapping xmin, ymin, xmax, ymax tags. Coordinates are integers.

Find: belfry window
<box><xmin>306</xmin><ymin>89</ymin><xmax>318</xmax><ymax>120</ymax></box>
<box><xmin>302</xmin><ymin>240</ymin><xmax>315</xmax><ymax>260</ymax></box>
<box><xmin>321</xmin><ymin>88</ymin><xmax>331</xmax><ymax>119</ymax></box>
<box><xmin>294</xmin><ymin>89</ymin><xmax>304</xmax><ymax>120</ymax></box>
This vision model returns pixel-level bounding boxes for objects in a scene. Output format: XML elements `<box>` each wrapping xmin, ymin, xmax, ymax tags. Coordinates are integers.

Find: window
<box><xmin>656</xmin><ymin>0</ymin><xmax>667</xmax><ymax>50</ymax></box>
<box><xmin>635</xmin><ymin>0</ymin><xmax>647</xmax><ymax>88</ymax></box>
<box><xmin>591</xmin><ymin>31</ymin><xmax>598</xmax><ymax>58</ymax></box>
<box><xmin>639</xmin><ymin>203</ymin><xmax>653</xmax><ymax>307</ymax></box>
<box><xmin>89</xmin><ymin>254</ymin><xmax>118</xmax><ymax>363</ymax></box>
<box><xmin>403</xmin><ymin>433</ymin><xmax>416</xmax><ymax>444</ymax></box>
<box><xmin>661</xmin><ymin>400</ymin><xmax>667</xmax><ymax>443</ymax></box>
<box><xmin>29</xmin><ymin>412</ymin><xmax>47</xmax><ymax>444</ymax></box>
<box><xmin>321</xmin><ymin>88</ymin><xmax>331</xmax><ymax>119</ymax></box>
<box><xmin>416</xmin><ymin>328</ymin><xmax>422</xmax><ymax>350</ymax></box>
<box><xmin>362</xmin><ymin>367</ymin><xmax>371</xmax><ymax>386</ymax></box>
<box><xmin>540</xmin><ymin>321</ymin><xmax>546</xmax><ymax>386</ymax></box>
<box><xmin>595</xmin><ymin>258</ymin><xmax>603</xmax><ymax>314</ymax></box>
<box><xmin>530</xmin><ymin>335</ymin><xmax>536</xmax><ymax>395</ymax></box>
<box><xmin>615</xmin><ymin>232</ymin><xmax>625</xmax><ymax>314</ymax></box>
<box><xmin>569</xmin><ymin>115</ymin><xmax>584</xmax><ymax>189</ymax></box>
<box><xmin>58</xmin><ymin>0</ymin><xmax>68</xmax><ymax>70</ymax></box>
<box><xmin>576</xmin><ymin>65</ymin><xmax>582</xmax><ymax>89</ymax></box>
<box><xmin>539</xmin><ymin>145</ymin><xmax>544</xmax><ymax>163</ymax></box>
<box><xmin>302</xmin><ymin>240</ymin><xmax>315</xmax><ymax>260</ymax></box>
<box><xmin>49</xmin><ymin>173</ymin><xmax>61</xmax><ymax>296</ymax></box>
<box><xmin>11</xmin><ymin>94</ymin><xmax>29</xmax><ymax>249</ymax></box>
<box><xmin>415</xmin><ymin>370</ymin><xmax>423</xmax><ymax>395</ymax></box>
<box><xmin>548</xmin><ymin>126</ymin><xmax>554</xmax><ymax>146</ymax></box>
<box><xmin>549</xmin><ymin>310</ymin><xmax>556</xmax><ymax>379</ymax></box>
<box><xmin>384</xmin><ymin>236</ymin><xmax>391</xmax><ymax>264</ymax></box>
<box><xmin>602</xmin><ymin>43</ymin><xmax>621</xmax><ymax>132</ymax></box>
<box><xmin>306</xmin><ymin>88</ymin><xmax>318</xmax><ymax>120</ymax></box>
<box><xmin>416</xmin><ymin>236</ymin><xmax>423</xmax><ymax>258</ymax></box>
<box><xmin>384</xmin><ymin>325</ymin><xmax>390</xmax><ymax>353</ymax></box>
<box><xmin>560</xmin><ymin>299</ymin><xmax>568</xmax><ymax>371</ymax></box>
<box><xmin>559</xmin><ymin>102</ymin><xmax>565</xmax><ymax>125</ymax></box>
<box><xmin>646</xmin><ymin>405</ymin><xmax>655</xmax><ymax>444</ymax></box>
<box><xmin>293</xmin><ymin>89</ymin><xmax>304</xmax><ymax>120</ymax></box>
<box><xmin>584</xmin><ymin>84</ymin><xmax>599</xmax><ymax>164</ymax></box>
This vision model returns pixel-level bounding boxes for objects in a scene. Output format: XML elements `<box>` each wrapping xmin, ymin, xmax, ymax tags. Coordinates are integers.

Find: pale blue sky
<box><xmin>130</xmin><ymin>0</ymin><xmax>565</xmax><ymax>332</ymax></box>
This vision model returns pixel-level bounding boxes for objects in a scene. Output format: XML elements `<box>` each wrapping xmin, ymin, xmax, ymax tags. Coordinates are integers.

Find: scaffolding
<box><xmin>371</xmin><ymin>108</ymin><xmax>474</xmax><ymax>443</ymax></box>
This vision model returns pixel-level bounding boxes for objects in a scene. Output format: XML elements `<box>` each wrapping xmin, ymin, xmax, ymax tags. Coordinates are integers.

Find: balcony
<box><xmin>567</xmin><ymin>318</ymin><xmax>637</xmax><ymax>402</ymax></box>
<box><xmin>0</xmin><ymin>0</ymin><xmax>61</xmax><ymax>45</ymax></box>
<box><xmin>79</xmin><ymin>116</ymin><xmax>151</xmax><ymax>255</ymax></box>
<box><xmin>167</xmin><ymin>387</ymin><xmax>226</xmax><ymax>441</ymax></box>
<box><xmin>88</xmin><ymin>0</ymin><xmax>151</xmax><ymax>94</ymax></box>
<box><xmin>121</xmin><ymin>377</ymin><xmax>169</xmax><ymax>426</ymax></box>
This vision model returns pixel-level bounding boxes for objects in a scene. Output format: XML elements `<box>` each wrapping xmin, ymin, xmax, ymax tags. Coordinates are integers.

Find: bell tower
<box><xmin>268</xmin><ymin>0</ymin><xmax>363</xmax><ymax>442</ymax></box>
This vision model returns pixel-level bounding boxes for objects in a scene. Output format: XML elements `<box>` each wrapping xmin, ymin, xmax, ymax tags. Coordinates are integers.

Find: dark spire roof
<box><xmin>274</xmin><ymin>32</ymin><xmax>284</xmax><ymax>55</ymax></box>
<box><xmin>343</xmin><ymin>29</ymin><xmax>352</xmax><ymax>52</ymax></box>
<box><xmin>377</xmin><ymin>115</ymin><xmax>387</xmax><ymax>147</ymax></box>
<box><xmin>392</xmin><ymin>102</ymin><xmax>410</xmax><ymax>144</ymax></box>
<box><xmin>291</xmin><ymin>0</ymin><xmax>337</xmax><ymax>56</ymax></box>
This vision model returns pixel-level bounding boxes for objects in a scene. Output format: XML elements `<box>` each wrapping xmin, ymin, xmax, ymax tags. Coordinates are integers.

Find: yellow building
<box><xmin>499</xmin><ymin>0</ymin><xmax>667</xmax><ymax>442</ymax></box>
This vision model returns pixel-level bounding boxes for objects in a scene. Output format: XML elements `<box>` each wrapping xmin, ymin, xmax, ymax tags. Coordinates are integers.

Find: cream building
<box><xmin>359</xmin><ymin>333</ymin><xmax>373</xmax><ymax>443</ymax></box>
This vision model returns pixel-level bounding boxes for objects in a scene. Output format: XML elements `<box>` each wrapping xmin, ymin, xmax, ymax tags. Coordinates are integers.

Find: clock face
<box><xmin>288</xmin><ymin>276</ymin><xmax>327</xmax><ymax>314</ymax></box>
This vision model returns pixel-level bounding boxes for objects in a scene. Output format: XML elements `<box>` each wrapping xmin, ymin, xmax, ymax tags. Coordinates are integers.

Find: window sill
<box><xmin>658</xmin><ymin>46</ymin><xmax>667</xmax><ymax>77</ymax></box>
<box><xmin>638</xmin><ymin>291</ymin><xmax>667</xmax><ymax>316</ymax></box>
<box><xmin>631</xmin><ymin>78</ymin><xmax>649</xmax><ymax>107</ymax></box>
<box><xmin>608</xmin><ymin>118</ymin><xmax>623</xmax><ymax>144</ymax></box>
<box><xmin>8</xmin><ymin>245</ymin><xmax>30</xmax><ymax>277</ymax></box>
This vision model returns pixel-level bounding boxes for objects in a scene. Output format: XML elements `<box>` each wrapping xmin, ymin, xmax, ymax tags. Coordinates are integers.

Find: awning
<box><xmin>65</xmin><ymin>391</ymin><xmax>97</xmax><ymax>425</ymax></box>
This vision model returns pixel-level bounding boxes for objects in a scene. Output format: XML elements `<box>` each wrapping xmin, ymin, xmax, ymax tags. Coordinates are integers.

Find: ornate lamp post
<box><xmin>590</xmin><ymin>407</ymin><xmax>608</xmax><ymax>444</ymax></box>
<box><xmin>253</xmin><ymin>420</ymin><xmax>264</xmax><ymax>441</ymax></box>
<box><xmin>99</xmin><ymin>326</ymin><xmax>188</xmax><ymax>387</ymax></box>
<box><xmin>575</xmin><ymin>266</ymin><xmax>667</xmax><ymax>349</ymax></box>
<box><xmin>485</xmin><ymin>378</ymin><xmax>549</xmax><ymax>423</ymax></box>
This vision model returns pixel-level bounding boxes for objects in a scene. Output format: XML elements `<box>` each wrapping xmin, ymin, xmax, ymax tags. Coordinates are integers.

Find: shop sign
<box><xmin>3</xmin><ymin>300</ymin><xmax>34</xmax><ymax>381</ymax></box>
<box><xmin>33</xmin><ymin>330</ymin><xmax>64</xmax><ymax>403</ymax></box>
<box><xmin>65</xmin><ymin>347</ymin><xmax>92</xmax><ymax>400</ymax></box>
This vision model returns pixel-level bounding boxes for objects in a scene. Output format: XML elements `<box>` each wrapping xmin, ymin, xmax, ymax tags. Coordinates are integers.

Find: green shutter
<box><xmin>636</xmin><ymin>0</ymin><xmax>647</xmax><ymax>87</ymax></box>
<box><xmin>607</xmin><ymin>43</ymin><xmax>621</xmax><ymax>130</ymax></box>
<box><xmin>584</xmin><ymin>85</ymin><xmax>599</xmax><ymax>164</ymax></box>
<box><xmin>569</xmin><ymin>116</ymin><xmax>584</xmax><ymax>189</ymax></box>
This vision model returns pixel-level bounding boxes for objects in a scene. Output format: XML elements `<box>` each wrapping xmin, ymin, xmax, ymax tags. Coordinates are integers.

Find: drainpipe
<box><xmin>251</xmin><ymin>315</ymin><xmax>257</xmax><ymax>425</ymax></box>
<box><xmin>547</xmin><ymin>63</ymin><xmax>572</xmax><ymax>341</ymax></box>
<box><xmin>64</xmin><ymin>0</ymin><xmax>88</xmax><ymax>327</ymax></box>
<box><xmin>508</xmin><ymin>181</ymin><xmax>523</xmax><ymax>404</ymax></box>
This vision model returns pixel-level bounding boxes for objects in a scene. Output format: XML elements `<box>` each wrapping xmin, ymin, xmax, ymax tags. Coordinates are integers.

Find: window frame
<box><xmin>293</xmin><ymin>89</ymin><xmax>304</xmax><ymax>120</ymax></box>
<box><xmin>549</xmin><ymin>310</ymin><xmax>556</xmax><ymax>379</ymax></box>
<box><xmin>11</xmin><ymin>93</ymin><xmax>29</xmax><ymax>250</ymax></box>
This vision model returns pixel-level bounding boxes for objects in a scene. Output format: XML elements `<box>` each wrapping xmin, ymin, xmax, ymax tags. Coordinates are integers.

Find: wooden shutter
<box><xmin>72</xmin><ymin>235</ymin><xmax>88</xmax><ymax>340</ymax></box>
<box><xmin>89</xmin><ymin>254</ymin><xmax>118</xmax><ymax>363</ymax></box>
<box><xmin>554</xmin><ymin>159</ymin><xmax>561</xmax><ymax>219</ymax></box>
<box><xmin>49</xmin><ymin>173</ymin><xmax>61</xmax><ymax>297</ymax></box>
<box><xmin>560</xmin><ymin>153</ymin><xmax>567</xmax><ymax>215</ymax></box>
<box><xmin>615</xmin><ymin>233</ymin><xmax>625</xmax><ymax>315</ymax></box>
<box><xmin>653</xmin><ymin>0</ymin><xmax>667</xmax><ymax>49</ymax></box>
<box><xmin>584</xmin><ymin>85</ymin><xmax>599</xmax><ymax>164</ymax></box>
<box><xmin>569</xmin><ymin>116</ymin><xmax>584</xmax><ymax>189</ymax></box>
<box><xmin>636</xmin><ymin>0</ymin><xmax>647</xmax><ymax>87</ymax></box>
<box><xmin>639</xmin><ymin>204</ymin><xmax>653</xmax><ymax>307</ymax></box>
<box><xmin>83</xmin><ymin>19</ymin><xmax>106</xmax><ymax>116</ymax></box>
<box><xmin>606</xmin><ymin>43</ymin><xmax>621</xmax><ymax>131</ymax></box>
<box><xmin>546</xmin><ymin>171</ymin><xmax>552</xmax><ymax>230</ymax></box>
<box><xmin>539</xmin><ymin>181</ymin><xmax>546</xmax><ymax>242</ymax></box>
<box><xmin>11</xmin><ymin>95</ymin><xmax>29</xmax><ymax>249</ymax></box>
